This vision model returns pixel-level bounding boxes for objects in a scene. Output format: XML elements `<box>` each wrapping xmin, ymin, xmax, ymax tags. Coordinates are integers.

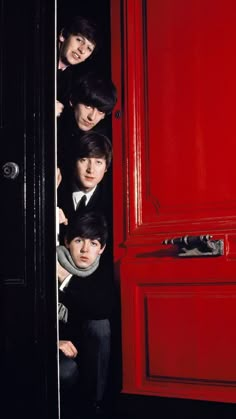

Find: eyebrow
<box><xmin>79</xmin><ymin>156</ymin><xmax>106</xmax><ymax>160</ymax></box>
<box><xmin>75</xmin><ymin>34</ymin><xmax>95</xmax><ymax>49</ymax></box>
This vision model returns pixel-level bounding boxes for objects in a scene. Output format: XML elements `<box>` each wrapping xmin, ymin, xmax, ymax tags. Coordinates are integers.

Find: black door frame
<box><xmin>2</xmin><ymin>0</ymin><xmax>59</xmax><ymax>417</ymax></box>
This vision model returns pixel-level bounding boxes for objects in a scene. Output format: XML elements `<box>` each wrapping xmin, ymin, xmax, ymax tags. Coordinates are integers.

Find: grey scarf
<box><xmin>57</xmin><ymin>245</ymin><xmax>101</xmax><ymax>323</ymax></box>
<box><xmin>57</xmin><ymin>245</ymin><xmax>100</xmax><ymax>277</ymax></box>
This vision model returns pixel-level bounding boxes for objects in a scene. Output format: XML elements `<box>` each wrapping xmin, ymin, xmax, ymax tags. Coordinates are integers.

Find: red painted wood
<box><xmin>111</xmin><ymin>0</ymin><xmax>236</xmax><ymax>403</ymax></box>
<box><xmin>143</xmin><ymin>0</ymin><xmax>236</xmax><ymax>226</ymax></box>
<box><xmin>120</xmin><ymin>260</ymin><xmax>236</xmax><ymax>402</ymax></box>
<box><xmin>110</xmin><ymin>0</ymin><xmax>126</xmax><ymax>264</ymax></box>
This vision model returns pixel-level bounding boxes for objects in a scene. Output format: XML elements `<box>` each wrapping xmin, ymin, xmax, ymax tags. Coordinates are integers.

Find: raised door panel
<box><xmin>143</xmin><ymin>0</ymin><xmax>236</xmax><ymax>226</ymax></box>
<box><xmin>1</xmin><ymin>1</ymin><xmax>29</xmax><ymax>282</ymax></box>
<box><xmin>120</xmin><ymin>260</ymin><xmax>236</xmax><ymax>402</ymax></box>
<box><xmin>123</xmin><ymin>0</ymin><xmax>236</xmax><ymax>238</ymax></box>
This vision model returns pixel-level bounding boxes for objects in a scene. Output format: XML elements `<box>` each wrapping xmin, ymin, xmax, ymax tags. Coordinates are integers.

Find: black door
<box><xmin>1</xmin><ymin>1</ymin><xmax>58</xmax><ymax>418</ymax></box>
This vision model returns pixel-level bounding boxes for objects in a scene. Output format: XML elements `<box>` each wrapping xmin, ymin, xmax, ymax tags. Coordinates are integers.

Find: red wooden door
<box><xmin>111</xmin><ymin>0</ymin><xmax>236</xmax><ymax>403</ymax></box>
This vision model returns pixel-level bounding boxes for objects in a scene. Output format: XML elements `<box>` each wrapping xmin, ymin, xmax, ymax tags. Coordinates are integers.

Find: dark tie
<box><xmin>76</xmin><ymin>194</ymin><xmax>87</xmax><ymax>211</ymax></box>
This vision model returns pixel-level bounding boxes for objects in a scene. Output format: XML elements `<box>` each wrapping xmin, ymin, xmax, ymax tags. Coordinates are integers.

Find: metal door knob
<box><xmin>2</xmin><ymin>162</ymin><xmax>20</xmax><ymax>179</ymax></box>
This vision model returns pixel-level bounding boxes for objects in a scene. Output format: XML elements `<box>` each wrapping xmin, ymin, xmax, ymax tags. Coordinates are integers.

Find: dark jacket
<box><xmin>58</xmin><ymin>176</ymin><xmax>113</xmax><ymax>254</ymax></box>
<box><xmin>57</xmin><ymin>63</ymin><xmax>87</xmax><ymax>108</ymax></box>
<box><xmin>58</xmin><ymin>175</ymin><xmax>112</xmax><ymax>222</ymax></box>
<box><xmin>57</xmin><ymin>59</ymin><xmax>98</xmax><ymax>104</ymax></box>
<box><xmin>57</xmin><ymin>66</ymin><xmax>74</xmax><ymax>108</ymax></box>
<box><xmin>59</xmin><ymin>260</ymin><xmax>115</xmax><ymax>340</ymax></box>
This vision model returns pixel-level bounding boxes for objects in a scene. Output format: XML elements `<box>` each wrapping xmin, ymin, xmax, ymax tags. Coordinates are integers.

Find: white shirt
<box><xmin>72</xmin><ymin>186</ymin><xmax>97</xmax><ymax>210</ymax></box>
<box><xmin>59</xmin><ymin>274</ymin><xmax>72</xmax><ymax>291</ymax></box>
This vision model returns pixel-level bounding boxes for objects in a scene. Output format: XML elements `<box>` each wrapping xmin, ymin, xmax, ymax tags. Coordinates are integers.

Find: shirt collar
<box><xmin>72</xmin><ymin>186</ymin><xmax>97</xmax><ymax>209</ymax></box>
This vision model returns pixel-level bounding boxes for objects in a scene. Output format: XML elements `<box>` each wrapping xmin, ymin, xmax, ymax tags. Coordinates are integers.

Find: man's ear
<box><xmin>64</xmin><ymin>238</ymin><xmax>70</xmax><ymax>248</ymax></box>
<box><xmin>99</xmin><ymin>244</ymin><xmax>106</xmax><ymax>255</ymax></box>
<box><xmin>59</xmin><ymin>32</ymin><xmax>65</xmax><ymax>43</ymax></box>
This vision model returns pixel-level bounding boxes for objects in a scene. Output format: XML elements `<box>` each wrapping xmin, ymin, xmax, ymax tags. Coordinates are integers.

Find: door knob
<box><xmin>2</xmin><ymin>162</ymin><xmax>20</xmax><ymax>180</ymax></box>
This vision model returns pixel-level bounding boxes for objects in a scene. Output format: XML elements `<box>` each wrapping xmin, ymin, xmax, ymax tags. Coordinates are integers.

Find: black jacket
<box><xmin>58</xmin><ymin>176</ymin><xmax>112</xmax><ymax>221</ymax></box>
<box><xmin>59</xmin><ymin>260</ymin><xmax>115</xmax><ymax>340</ymax></box>
<box><xmin>57</xmin><ymin>63</ymin><xmax>88</xmax><ymax>108</ymax></box>
<box><xmin>57</xmin><ymin>175</ymin><xmax>113</xmax><ymax>250</ymax></box>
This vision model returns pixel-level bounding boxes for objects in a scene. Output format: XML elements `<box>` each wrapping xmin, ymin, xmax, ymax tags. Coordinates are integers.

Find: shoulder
<box><xmin>58</xmin><ymin>107</ymin><xmax>75</xmax><ymax>133</ymax></box>
<box><xmin>72</xmin><ymin>261</ymin><xmax>113</xmax><ymax>285</ymax></box>
<box><xmin>95</xmin><ymin>258</ymin><xmax>113</xmax><ymax>281</ymax></box>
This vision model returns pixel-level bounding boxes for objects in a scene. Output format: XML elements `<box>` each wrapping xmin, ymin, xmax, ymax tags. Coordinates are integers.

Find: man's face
<box><xmin>66</xmin><ymin>237</ymin><xmax>105</xmax><ymax>268</ymax></box>
<box><xmin>75</xmin><ymin>157</ymin><xmax>107</xmax><ymax>192</ymax></box>
<box><xmin>73</xmin><ymin>104</ymin><xmax>105</xmax><ymax>131</ymax></box>
<box><xmin>59</xmin><ymin>34</ymin><xmax>95</xmax><ymax>66</ymax></box>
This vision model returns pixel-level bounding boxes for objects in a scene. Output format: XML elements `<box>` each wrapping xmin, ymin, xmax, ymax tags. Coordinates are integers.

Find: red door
<box><xmin>111</xmin><ymin>0</ymin><xmax>236</xmax><ymax>403</ymax></box>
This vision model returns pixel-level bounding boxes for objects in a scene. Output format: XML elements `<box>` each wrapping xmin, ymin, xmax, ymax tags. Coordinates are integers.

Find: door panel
<box><xmin>143</xmin><ymin>0</ymin><xmax>236</xmax><ymax>224</ymax></box>
<box><xmin>111</xmin><ymin>0</ymin><xmax>236</xmax><ymax>403</ymax></box>
<box><xmin>1</xmin><ymin>2</ymin><xmax>27</xmax><ymax>281</ymax></box>
<box><xmin>1</xmin><ymin>1</ymin><xmax>58</xmax><ymax>417</ymax></box>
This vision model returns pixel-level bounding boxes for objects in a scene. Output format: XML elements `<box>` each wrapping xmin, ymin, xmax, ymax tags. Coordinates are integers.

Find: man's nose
<box><xmin>80</xmin><ymin>241</ymin><xmax>89</xmax><ymax>253</ymax></box>
<box><xmin>86</xmin><ymin>160</ymin><xmax>95</xmax><ymax>173</ymax></box>
<box><xmin>78</xmin><ymin>42</ymin><xmax>86</xmax><ymax>54</ymax></box>
<box><xmin>87</xmin><ymin>108</ymin><xmax>97</xmax><ymax>121</ymax></box>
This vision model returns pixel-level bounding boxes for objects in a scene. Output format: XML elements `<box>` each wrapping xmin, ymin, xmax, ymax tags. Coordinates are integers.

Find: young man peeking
<box><xmin>57</xmin><ymin>212</ymin><xmax>115</xmax><ymax>417</ymax></box>
<box><xmin>57</xmin><ymin>16</ymin><xmax>101</xmax><ymax>117</ymax></box>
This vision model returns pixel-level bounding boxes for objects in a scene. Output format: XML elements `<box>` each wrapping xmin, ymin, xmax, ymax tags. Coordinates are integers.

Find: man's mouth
<box><xmin>80</xmin><ymin>256</ymin><xmax>89</xmax><ymax>262</ymax></box>
<box><xmin>84</xmin><ymin>176</ymin><xmax>95</xmax><ymax>181</ymax></box>
<box><xmin>72</xmin><ymin>52</ymin><xmax>81</xmax><ymax>60</ymax></box>
<box><xmin>82</xmin><ymin>120</ymin><xmax>93</xmax><ymax>127</ymax></box>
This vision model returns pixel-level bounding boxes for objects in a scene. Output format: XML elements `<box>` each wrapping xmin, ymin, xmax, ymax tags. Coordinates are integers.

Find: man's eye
<box><xmin>75</xmin><ymin>239</ymin><xmax>82</xmax><ymax>243</ymax></box>
<box><xmin>91</xmin><ymin>241</ymin><xmax>98</xmax><ymax>247</ymax></box>
<box><xmin>80</xmin><ymin>158</ymin><xmax>87</xmax><ymax>162</ymax></box>
<box><xmin>76</xmin><ymin>37</ymin><xmax>82</xmax><ymax>42</ymax></box>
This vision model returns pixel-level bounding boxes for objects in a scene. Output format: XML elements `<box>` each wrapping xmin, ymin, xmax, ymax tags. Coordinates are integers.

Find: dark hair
<box><xmin>60</xmin><ymin>16</ymin><xmax>101</xmax><ymax>52</ymax></box>
<box><xmin>73</xmin><ymin>131</ymin><xmax>113</xmax><ymax>169</ymax></box>
<box><xmin>66</xmin><ymin>212</ymin><xmax>108</xmax><ymax>247</ymax></box>
<box><xmin>70</xmin><ymin>72</ymin><xmax>117</xmax><ymax>114</ymax></box>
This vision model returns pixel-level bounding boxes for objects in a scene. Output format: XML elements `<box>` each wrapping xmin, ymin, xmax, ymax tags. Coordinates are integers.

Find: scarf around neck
<box><xmin>57</xmin><ymin>245</ymin><xmax>100</xmax><ymax>277</ymax></box>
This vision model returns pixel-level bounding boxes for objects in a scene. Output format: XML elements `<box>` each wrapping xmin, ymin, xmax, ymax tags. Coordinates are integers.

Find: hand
<box><xmin>58</xmin><ymin>207</ymin><xmax>68</xmax><ymax>225</ymax></box>
<box><xmin>57</xmin><ymin>261</ymin><xmax>70</xmax><ymax>283</ymax></box>
<box><xmin>57</xmin><ymin>167</ymin><xmax>62</xmax><ymax>188</ymax></box>
<box><xmin>59</xmin><ymin>340</ymin><xmax>78</xmax><ymax>358</ymax></box>
<box><xmin>56</xmin><ymin>100</ymin><xmax>64</xmax><ymax>117</ymax></box>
